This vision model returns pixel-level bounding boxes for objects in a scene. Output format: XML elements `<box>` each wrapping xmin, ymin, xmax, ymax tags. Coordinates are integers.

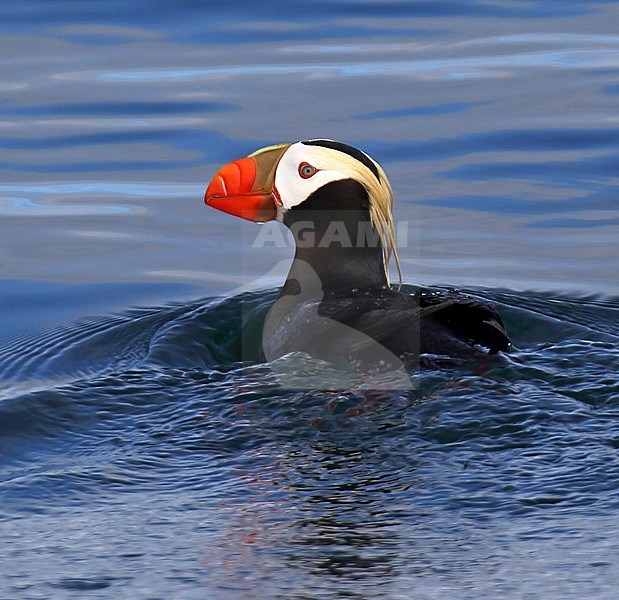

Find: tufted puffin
<box><xmin>204</xmin><ymin>139</ymin><xmax>510</xmax><ymax>369</ymax></box>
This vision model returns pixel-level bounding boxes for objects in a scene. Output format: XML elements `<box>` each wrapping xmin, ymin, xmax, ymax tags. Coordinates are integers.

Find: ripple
<box><xmin>0</xmin><ymin>285</ymin><xmax>618</xmax><ymax>598</ymax></box>
<box><xmin>0</xmin><ymin>182</ymin><xmax>199</xmax><ymax>197</ymax></box>
<box><xmin>0</xmin><ymin>196</ymin><xmax>131</xmax><ymax>216</ymax></box>
<box><xmin>80</xmin><ymin>49</ymin><xmax>619</xmax><ymax>82</ymax></box>
<box><xmin>0</xmin><ymin>100</ymin><xmax>235</xmax><ymax>116</ymax></box>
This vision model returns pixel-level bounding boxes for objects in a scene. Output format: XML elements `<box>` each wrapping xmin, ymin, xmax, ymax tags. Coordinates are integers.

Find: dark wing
<box><xmin>318</xmin><ymin>288</ymin><xmax>510</xmax><ymax>356</ymax></box>
<box><xmin>420</xmin><ymin>293</ymin><xmax>510</xmax><ymax>353</ymax></box>
<box><xmin>317</xmin><ymin>297</ymin><xmax>456</xmax><ymax>355</ymax></box>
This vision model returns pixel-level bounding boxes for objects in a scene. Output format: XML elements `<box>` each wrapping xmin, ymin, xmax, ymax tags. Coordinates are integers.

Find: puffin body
<box><xmin>204</xmin><ymin>139</ymin><xmax>510</xmax><ymax>367</ymax></box>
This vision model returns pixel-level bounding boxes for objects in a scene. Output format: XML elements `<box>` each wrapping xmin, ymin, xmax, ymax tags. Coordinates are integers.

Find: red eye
<box><xmin>298</xmin><ymin>162</ymin><xmax>317</xmax><ymax>179</ymax></box>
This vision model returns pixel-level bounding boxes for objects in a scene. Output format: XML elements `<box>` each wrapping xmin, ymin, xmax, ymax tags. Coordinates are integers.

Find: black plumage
<box><xmin>261</xmin><ymin>179</ymin><xmax>510</xmax><ymax>365</ymax></box>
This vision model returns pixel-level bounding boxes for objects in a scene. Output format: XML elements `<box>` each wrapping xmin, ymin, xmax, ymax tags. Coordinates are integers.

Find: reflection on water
<box><xmin>1</xmin><ymin>1</ymin><xmax>619</xmax><ymax>598</ymax></box>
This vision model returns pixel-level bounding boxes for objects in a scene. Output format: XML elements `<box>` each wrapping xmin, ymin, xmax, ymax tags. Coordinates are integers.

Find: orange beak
<box><xmin>204</xmin><ymin>143</ymin><xmax>290</xmax><ymax>222</ymax></box>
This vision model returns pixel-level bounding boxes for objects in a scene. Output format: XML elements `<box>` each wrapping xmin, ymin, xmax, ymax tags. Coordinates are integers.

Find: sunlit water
<box><xmin>1</xmin><ymin>2</ymin><xmax>618</xmax><ymax>598</ymax></box>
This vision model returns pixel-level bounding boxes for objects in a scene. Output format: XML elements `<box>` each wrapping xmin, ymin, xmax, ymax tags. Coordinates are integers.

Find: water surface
<box><xmin>1</xmin><ymin>1</ymin><xmax>618</xmax><ymax>598</ymax></box>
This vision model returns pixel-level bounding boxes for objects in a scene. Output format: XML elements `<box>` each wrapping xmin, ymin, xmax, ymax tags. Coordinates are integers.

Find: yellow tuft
<box><xmin>309</xmin><ymin>149</ymin><xmax>402</xmax><ymax>287</ymax></box>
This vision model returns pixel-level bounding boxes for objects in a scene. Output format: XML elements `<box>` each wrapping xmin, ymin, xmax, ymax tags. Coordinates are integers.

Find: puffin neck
<box><xmin>281</xmin><ymin>179</ymin><xmax>388</xmax><ymax>297</ymax></box>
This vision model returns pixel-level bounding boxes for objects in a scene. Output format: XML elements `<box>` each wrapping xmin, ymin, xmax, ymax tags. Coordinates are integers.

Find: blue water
<box><xmin>1</xmin><ymin>1</ymin><xmax>619</xmax><ymax>598</ymax></box>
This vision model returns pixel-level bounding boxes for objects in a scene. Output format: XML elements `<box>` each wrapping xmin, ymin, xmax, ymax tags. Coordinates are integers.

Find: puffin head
<box><xmin>204</xmin><ymin>139</ymin><xmax>401</xmax><ymax>284</ymax></box>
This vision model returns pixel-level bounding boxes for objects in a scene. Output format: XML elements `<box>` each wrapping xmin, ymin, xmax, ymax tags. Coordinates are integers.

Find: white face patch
<box><xmin>273</xmin><ymin>142</ymin><xmax>351</xmax><ymax>219</ymax></box>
